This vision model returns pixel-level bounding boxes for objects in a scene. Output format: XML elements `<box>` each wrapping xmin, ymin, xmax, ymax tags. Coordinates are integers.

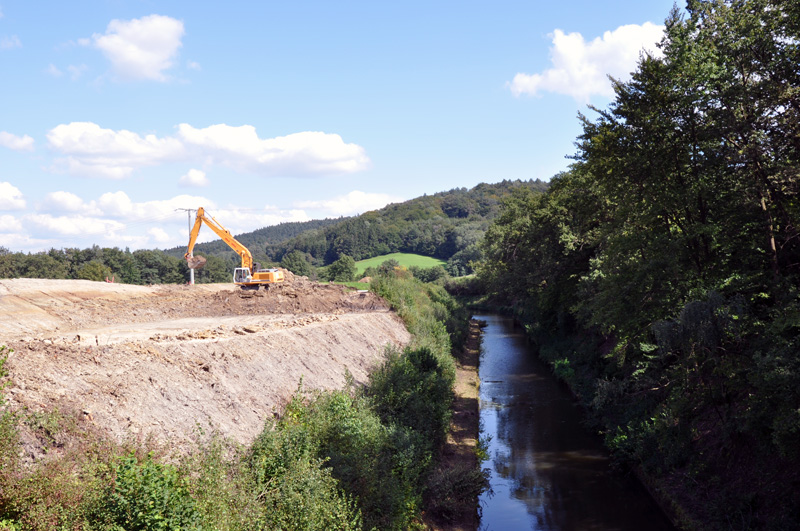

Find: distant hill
<box><xmin>163</xmin><ymin>217</ymin><xmax>347</xmax><ymax>261</ymax></box>
<box><xmin>267</xmin><ymin>179</ymin><xmax>549</xmax><ymax>275</ymax></box>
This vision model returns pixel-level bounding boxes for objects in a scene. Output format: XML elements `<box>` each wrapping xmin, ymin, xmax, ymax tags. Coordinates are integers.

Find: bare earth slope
<box><xmin>0</xmin><ymin>275</ymin><xmax>410</xmax><ymax>454</ymax></box>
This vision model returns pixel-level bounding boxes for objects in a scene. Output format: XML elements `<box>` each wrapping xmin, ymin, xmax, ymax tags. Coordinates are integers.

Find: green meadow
<box><xmin>354</xmin><ymin>253</ymin><xmax>446</xmax><ymax>276</ymax></box>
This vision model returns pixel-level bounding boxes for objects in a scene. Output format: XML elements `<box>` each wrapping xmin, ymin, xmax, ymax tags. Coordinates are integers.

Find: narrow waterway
<box><xmin>476</xmin><ymin>314</ymin><xmax>674</xmax><ymax>531</ymax></box>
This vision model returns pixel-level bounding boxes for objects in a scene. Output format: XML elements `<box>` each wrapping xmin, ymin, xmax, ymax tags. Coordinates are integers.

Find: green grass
<box><xmin>354</xmin><ymin>253</ymin><xmax>446</xmax><ymax>276</ymax></box>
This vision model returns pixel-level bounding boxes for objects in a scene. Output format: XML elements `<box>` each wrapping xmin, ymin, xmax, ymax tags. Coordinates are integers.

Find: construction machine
<box><xmin>184</xmin><ymin>207</ymin><xmax>285</xmax><ymax>289</ymax></box>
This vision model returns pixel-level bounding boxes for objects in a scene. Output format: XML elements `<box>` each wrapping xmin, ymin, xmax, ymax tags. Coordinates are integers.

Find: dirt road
<box><xmin>0</xmin><ymin>275</ymin><xmax>410</xmax><ymax>455</ymax></box>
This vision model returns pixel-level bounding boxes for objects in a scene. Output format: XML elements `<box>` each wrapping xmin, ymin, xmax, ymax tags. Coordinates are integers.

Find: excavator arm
<box><xmin>184</xmin><ymin>207</ymin><xmax>284</xmax><ymax>288</ymax></box>
<box><xmin>184</xmin><ymin>207</ymin><xmax>253</xmax><ymax>271</ymax></box>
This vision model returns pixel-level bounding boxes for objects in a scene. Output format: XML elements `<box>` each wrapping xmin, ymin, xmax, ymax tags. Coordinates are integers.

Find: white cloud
<box><xmin>47</xmin><ymin>121</ymin><xmax>184</xmax><ymax>179</ymax></box>
<box><xmin>46</xmin><ymin>63</ymin><xmax>63</xmax><ymax>77</ymax></box>
<box><xmin>187</xmin><ymin>60</ymin><xmax>201</xmax><ymax>71</ymax></box>
<box><xmin>25</xmin><ymin>213</ymin><xmax>126</xmax><ymax>237</ymax></box>
<box><xmin>89</xmin><ymin>14</ymin><xmax>184</xmax><ymax>82</ymax></box>
<box><xmin>46</xmin><ymin>121</ymin><xmax>369</xmax><ymax>179</ymax></box>
<box><xmin>0</xmin><ymin>215</ymin><xmax>23</xmax><ymax>233</ymax></box>
<box><xmin>96</xmin><ymin>191</ymin><xmax>212</xmax><ymax>221</ymax></box>
<box><xmin>509</xmin><ymin>22</ymin><xmax>665</xmax><ymax>102</ymax></box>
<box><xmin>178</xmin><ymin>168</ymin><xmax>209</xmax><ymax>187</ymax></box>
<box><xmin>295</xmin><ymin>190</ymin><xmax>401</xmax><ymax>216</ymax></box>
<box><xmin>148</xmin><ymin>227</ymin><xmax>171</xmax><ymax>243</ymax></box>
<box><xmin>0</xmin><ymin>182</ymin><xmax>25</xmax><ymax>210</ymax></box>
<box><xmin>0</xmin><ymin>131</ymin><xmax>34</xmax><ymax>152</ymax></box>
<box><xmin>43</xmin><ymin>191</ymin><xmax>101</xmax><ymax>215</ymax></box>
<box><xmin>178</xmin><ymin>124</ymin><xmax>371</xmax><ymax>176</ymax></box>
<box><xmin>0</xmin><ymin>35</ymin><xmax>21</xmax><ymax>50</ymax></box>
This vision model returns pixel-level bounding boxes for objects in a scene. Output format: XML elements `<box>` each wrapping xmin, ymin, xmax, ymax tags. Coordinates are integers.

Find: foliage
<box><xmin>408</xmin><ymin>265</ymin><xmax>447</xmax><ymax>283</ymax></box>
<box><xmin>280</xmin><ymin>249</ymin><xmax>314</xmax><ymax>277</ymax></box>
<box><xmin>94</xmin><ymin>453</ymin><xmax>201</xmax><ymax>530</ymax></box>
<box><xmin>76</xmin><ymin>260</ymin><xmax>112</xmax><ymax>282</ymax></box>
<box><xmin>479</xmin><ymin>1</ymin><xmax>800</xmax><ymax>527</ymax></box>
<box><xmin>327</xmin><ymin>254</ymin><xmax>357</xmax><ymax>282</ymax></box>
<box><xmin>249</xmin><ymin>409</ymin><xmax>363</xmax><ymax>531</ymax></box>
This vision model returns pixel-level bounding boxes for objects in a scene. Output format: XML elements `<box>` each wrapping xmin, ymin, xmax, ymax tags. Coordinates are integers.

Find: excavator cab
<box><xmin>233</xmin><ymin>267</ymin><xmax>251</xmax><ymax>284</ymax></box>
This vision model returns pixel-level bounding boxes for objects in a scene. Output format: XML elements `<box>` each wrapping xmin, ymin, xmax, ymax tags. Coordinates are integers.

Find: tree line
<box><xmin>0</xmin><ymin>246</ymin><xmax>202</xmax><ymax>285</ymax></box>
<box><xmin>479</xmin><ymin>1</ymin><xmax>800</xmax><ymax>527</ymax></box>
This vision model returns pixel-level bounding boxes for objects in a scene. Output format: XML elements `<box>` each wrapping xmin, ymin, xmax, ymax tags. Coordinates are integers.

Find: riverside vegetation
<box><xmin>479</xmin><ymin>1</ymin><xmax>800</xmax><ymax>528</ymax></box>
<box><xmin>0</xmin><ymin>270</ymin><xmax>484</xmax><ymax>530</ymax></box>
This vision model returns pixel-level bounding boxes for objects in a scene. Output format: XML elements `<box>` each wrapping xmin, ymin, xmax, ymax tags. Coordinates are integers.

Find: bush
<box><xmin>366</xmin><ymin>347</ymin><xmax>453</xmax><ymax>450</ymax></box>
<box><xmin>249</xmin><ymin>399</ymin><xmax>363</xmax><ymax>531</ymax></box>
<box><xmin>93</xmin><ymin>452</ymin><xmax>201</xmax><ymax>531</ymax></box>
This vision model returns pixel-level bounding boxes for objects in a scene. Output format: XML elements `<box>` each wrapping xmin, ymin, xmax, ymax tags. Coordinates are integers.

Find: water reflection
<box><xmin>476</xmin><ymin>315</ymin><xmax>673</xmax><ymax>531</ymax></box>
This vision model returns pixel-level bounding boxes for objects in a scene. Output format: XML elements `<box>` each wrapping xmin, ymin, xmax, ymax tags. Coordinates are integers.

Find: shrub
<box><xmin>93</xmin><ymin>452</ymin><xmax>201</xmax><ymax>531</ymax></box>
<box><xmin>249</xmin><ymin>400</ymin><xmax>363</xmax><ymax>531</ymax></box>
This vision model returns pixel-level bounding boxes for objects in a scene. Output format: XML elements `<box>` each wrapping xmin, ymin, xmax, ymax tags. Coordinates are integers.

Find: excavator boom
<box><xmin>184</xmin><ymin>207</ymin><xmax>284</xmax><ymax>288</ymax></box>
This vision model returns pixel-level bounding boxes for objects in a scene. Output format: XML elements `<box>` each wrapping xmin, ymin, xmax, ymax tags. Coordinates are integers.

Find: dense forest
<box><xmin>479</xmin><ymin>1</ymin><xmax>800</xmax><ymax>527</ymax></box>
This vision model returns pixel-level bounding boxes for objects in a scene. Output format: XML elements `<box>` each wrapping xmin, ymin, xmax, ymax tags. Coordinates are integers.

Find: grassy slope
<box><xmin>354</xmin><ymin>253</ymin><xmax>446</xmax><ymax>276</ymax></box>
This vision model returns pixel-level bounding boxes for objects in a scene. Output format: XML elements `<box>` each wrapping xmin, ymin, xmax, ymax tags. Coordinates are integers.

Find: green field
<box><xmin>354</xmin><ymin>253</ymin><xmax>446</xmax><ymax>276</ymax></box>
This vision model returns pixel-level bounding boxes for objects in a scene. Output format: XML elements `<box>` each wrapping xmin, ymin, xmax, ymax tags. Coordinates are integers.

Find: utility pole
<box><xmin>176</xmin><ymin>208</ymin><xmax>197</xmax><ymax>285</ymax></box>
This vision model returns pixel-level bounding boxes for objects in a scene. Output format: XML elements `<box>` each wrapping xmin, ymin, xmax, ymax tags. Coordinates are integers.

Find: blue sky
<box><xmin>0</xmin><ymin>0</ymin><xmax>677</xmax><ymax>252</ymax></box>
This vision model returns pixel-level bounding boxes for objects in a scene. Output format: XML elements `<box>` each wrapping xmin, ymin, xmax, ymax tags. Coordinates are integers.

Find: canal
<box><xmin>476</xmin><ymin>314</ymin><xmax>674</xmax><ymax>531</ymax></box>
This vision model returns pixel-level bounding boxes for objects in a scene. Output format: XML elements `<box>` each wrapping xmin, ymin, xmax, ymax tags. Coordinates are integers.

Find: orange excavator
<box><xmin>184</xmin><ymin>207</ymin><xmax>285</xmax><ymax>289</ymax></box>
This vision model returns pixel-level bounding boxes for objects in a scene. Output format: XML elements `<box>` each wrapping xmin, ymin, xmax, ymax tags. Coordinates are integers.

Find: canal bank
<box><xmin>426</xmin><ymin>318</ymin><xmax>485</xmax><ymax>531</ymax></box>
<box><xmin>475</xmin><ymin>314</ymin><xmax>674</xmax><ymax>531</ymax></box>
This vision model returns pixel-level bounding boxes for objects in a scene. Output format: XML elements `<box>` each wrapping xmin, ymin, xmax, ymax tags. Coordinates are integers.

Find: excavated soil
<box><xmin>0</xmin><ymin>274</ymin><xmax>410</xmax><ymax>456</ymax></box>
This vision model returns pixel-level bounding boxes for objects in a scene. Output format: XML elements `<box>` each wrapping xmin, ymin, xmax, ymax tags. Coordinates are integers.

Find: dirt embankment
<box><xmin>0</xmin><ymin>275</ymin><xmax>410</xmax><ymax>456</ymax></box>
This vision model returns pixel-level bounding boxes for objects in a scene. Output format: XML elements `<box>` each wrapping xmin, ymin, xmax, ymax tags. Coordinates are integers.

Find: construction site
<box><xmin>0</xmin><ymin>274</ymin><xmax>411</xmax><ymax>458</ymax></box>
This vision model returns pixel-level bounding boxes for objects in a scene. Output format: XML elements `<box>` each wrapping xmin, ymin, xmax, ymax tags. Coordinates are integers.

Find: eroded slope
<box><xmin>0</xmin><ymin>276</ymin><xmax>410</xmax><ymax>454</ymax></box>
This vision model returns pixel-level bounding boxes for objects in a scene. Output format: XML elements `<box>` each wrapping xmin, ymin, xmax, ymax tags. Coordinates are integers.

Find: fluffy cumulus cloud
<box><xmin>0</xmin><ymin>131</ymin><xmax>34</xmax><ymax>152</ymax></box>
<box><xmin>0</xmin><ymin>182</ymin><xmax>26</xmax><ymax>210</ymax></box>
<box><xmin>47</xmin><ymin>122</ymin><xmax>184</xmax><ymax>179</ymax></box>
<box><xmin>96</xmin><ymin>192</ymin><xmax>211</xmax><ymax>221</ymax></box>
<box><xmin>46</xmin><ymin>121</ymin><xmax>369</xmax><ymax>179</ymax></box>
<box><xmin>295</xmin><ymin>190</ymin><xmax>401</xmax><ymax>217</ymax></box>
<box><xmin>0</xmin><ymin>214</ymin><xmax>23</xmax><ymax>233</ymax></box>
<box><xmin>178</xmin><ymin>168</ymin><xmax>209</xmax><ymax>187</ymax></box>
<box><xmin>88</xmin><ymin>14</ymin><xmax>184</xmax><ymax>82</ymax></box>
<box><xmin>147</xmin><ymin>227</ymin><xmax>171</xmax><ymax>244</ymax></box>
<box><xmin>509</xmin><ymin>22</ymin><xmax>665</xmax><ymax>102</ymax></box>
<box><xmin>25</xmin><ymin>213</ymin><xmax>126</xmax><ymax>237</ymax></box>
<box><xmin>42</xmin><ymin>191</ymin><xmax>103</xmax><ymax>215</ymax></box>
<box><xmin>177</xmin><ymin>124</ymin><xmax>371</xmax><ymax>176</ymax></box>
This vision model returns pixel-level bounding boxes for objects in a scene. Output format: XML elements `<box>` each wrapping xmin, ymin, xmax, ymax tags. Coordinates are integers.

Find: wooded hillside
<box><xmin>266</xmin><ymin>179</ymin><xmax>548</xmax><ymax>276</ymax></box>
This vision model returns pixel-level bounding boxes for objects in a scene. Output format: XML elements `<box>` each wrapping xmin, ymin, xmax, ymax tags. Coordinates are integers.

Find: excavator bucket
<box><xmin>187</xmin><ymin>255</ymin><xmax>207</xmax><ymax>269</ymax></box>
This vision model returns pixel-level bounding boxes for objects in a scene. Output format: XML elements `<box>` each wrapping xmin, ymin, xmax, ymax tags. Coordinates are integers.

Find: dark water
<box><xmin>476</xmin><ymin>314</ymin><xmax>674</xmax><ymax>531</ymax></box>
